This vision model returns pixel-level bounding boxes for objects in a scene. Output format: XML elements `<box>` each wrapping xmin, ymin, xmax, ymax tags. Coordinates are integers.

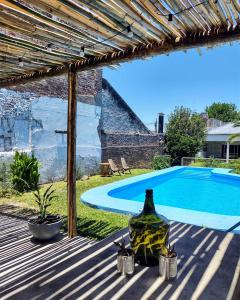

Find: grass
<box><xmin>0</xmin><ymin>169</ymin><xmax>151</xmax><ymax>240</ymax></box>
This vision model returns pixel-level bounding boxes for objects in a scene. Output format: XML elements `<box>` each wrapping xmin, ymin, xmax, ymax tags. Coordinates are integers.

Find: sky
<box><xmin>103</xmin><ymin>42</ymin><xmax>240</xmax><ymax>130</ymax></box>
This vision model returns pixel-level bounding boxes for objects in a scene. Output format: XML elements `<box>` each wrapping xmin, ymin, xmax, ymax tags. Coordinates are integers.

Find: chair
<box><xmin>108</xmin><ymin>159</ymin><xmax>122</xmax><ymax>175</ymax></box>
<box><xmin>121</xmin><ymin>157</ymin><xmax>131</xmax><ymax>174</ymax></box>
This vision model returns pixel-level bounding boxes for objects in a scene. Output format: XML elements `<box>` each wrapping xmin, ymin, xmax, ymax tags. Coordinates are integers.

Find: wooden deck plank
<box><xmin>0</xmin><ymin>214</ymin><xmax>240</xmax><ymax>300</ymax></box>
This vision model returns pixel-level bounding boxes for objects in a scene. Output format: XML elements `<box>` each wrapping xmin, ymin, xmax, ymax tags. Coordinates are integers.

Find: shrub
<box><xmin>191</xmin><ymin>158</ymin><xmax>240</xmax><ymax>174</ymax></box>
<box><xmin>220</xmin><ymin>160</ymin><xmax>240</xmax><ymax>174</ymax></box>
<box><xmin>191</xmin><ymin>157</ymin><xmax>222</xmax><ymax>168</ymax></box>
<box><xmin>0</xmin><ymin>162</ymin><xmax>13</xmax><ymax>197</ymax></box>
<box><xmin>152</xmin><ymin>155</ymin><xmax>171</xmax><ymax>170</ymax></box>
<box><xmin>10</xmin><ymin>151</ymin><xmax>40</xmax><ymax>192</ymax></box>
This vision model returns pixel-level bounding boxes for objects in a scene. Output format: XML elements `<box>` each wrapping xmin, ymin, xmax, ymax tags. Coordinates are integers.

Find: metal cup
<box><xmin>117</xmin><ymin>253</ymin><xmax>134</xmax><ymax>276</ymax></box>
<box><xmin>159</xmin><ymin>254</ymin><xmax>177</xmax><ymax>281</ymax></box>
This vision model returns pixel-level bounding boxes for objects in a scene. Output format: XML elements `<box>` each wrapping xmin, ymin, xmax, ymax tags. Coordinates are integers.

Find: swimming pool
<box><xmin>81</xmin><ymin>166</ymin><xmax>240</xmax><ymax>233</ymax></box>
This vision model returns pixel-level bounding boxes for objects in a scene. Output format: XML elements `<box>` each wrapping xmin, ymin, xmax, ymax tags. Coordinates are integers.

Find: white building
<box><xmin>206</xmin><ymin>122</ymin><xmax>240</xmax><ymax>162</ymax></box>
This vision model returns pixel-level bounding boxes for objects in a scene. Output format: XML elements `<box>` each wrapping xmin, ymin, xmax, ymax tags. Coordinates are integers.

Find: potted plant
<box><xmin>159</xmin><ymin>244</ymin><xmax>177</xmax><ymax>281</ymax></box>
<box><xmin>114</xmin><ymin>238</ymin><xmax>135</xmax><ymax>276</ymax></box>
<box><xmin>28</xmin><ymin>185</ymin><xmax>62</xmax><ymax>241</ymax></box>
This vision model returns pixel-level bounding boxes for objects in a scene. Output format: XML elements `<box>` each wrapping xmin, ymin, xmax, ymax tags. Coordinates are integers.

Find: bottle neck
<box><xmin>143</xmin><ymin>195</ymin><xmax>156</xmax><ymax>214</ymax></box>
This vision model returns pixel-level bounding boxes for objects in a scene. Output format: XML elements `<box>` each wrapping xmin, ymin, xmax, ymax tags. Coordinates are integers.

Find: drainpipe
<box><xmin>226</xmin><ymin>141</ymin><xmax>230</xmax><ymax>163</ymax></box>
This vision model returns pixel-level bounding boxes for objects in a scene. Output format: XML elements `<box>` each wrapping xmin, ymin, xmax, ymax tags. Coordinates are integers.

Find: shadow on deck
<box><xmin>0</xmin><ymin>213</ymin><xmax>240</xmax><ymax>300</ymax></box>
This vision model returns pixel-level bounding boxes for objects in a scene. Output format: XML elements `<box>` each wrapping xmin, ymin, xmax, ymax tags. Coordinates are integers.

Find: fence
<box><xmin>181</xmin><ymin>157</ymin><xmax>236</xmax><ymax>166</ymax></box>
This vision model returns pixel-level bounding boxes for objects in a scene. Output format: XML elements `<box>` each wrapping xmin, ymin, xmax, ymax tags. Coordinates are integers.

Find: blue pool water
<box><xmin>109</xmin><ymin>168</ymin><xmax>240</xmax><ymax>216</ymax></box>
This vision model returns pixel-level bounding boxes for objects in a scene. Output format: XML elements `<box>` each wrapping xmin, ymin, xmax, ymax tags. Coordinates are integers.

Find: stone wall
<box><xmin>101</xmin><ymin>79</ymin><xmax>150</xmax><ymax>134</ymax></box>
<box><xmin>0</xmin><ymin>70</ymin><xmax>102</xmax><ymax>183</ymax></box>
<box><xmin>8</xmin><ymin>70</ymin><xmax>102</xmax><ymax>106</ymax></box>
<box><xmin>101</xmin><ymin>133</ymin><xmax>163</xmax><ymax>168</ymax></box>
<box><xmin>0</xmin><ymin>69</ymin><xmax>161</xmax><ymax>182</ymax></box>
<box><xmin>31</xmin><ymin>97</ymin><xmax>101</xmax><ymax>183</ymax></box>
<box><xmin>100</xmin><ymin>79</ymin><xmax>163</xmax><ymax>168</ymax></box>
<box><xmin>0</xmin><ymin>89</ymin><xmax>33</xmax><ymax>151</ymax></box>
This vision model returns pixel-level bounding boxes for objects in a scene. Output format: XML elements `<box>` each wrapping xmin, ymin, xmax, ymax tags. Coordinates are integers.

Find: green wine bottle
<box><xmin>128</xmin><ymin>189</ymin><xmax>169</xmax><ymax>266</ymax></box>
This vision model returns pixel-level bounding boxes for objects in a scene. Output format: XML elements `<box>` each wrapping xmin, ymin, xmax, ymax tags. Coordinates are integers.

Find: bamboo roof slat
<box><xmin>0</xmin><ymin>0</ymin><xmax>239</xmax><ymax>86</ymax></box>
<box><xmin>134</xmin><ymin>0</ymin><xmax>183</xmax><ymax>38</ymax></box>
<box><xmin>104</xmin><ymin>0</ymin><xmax>169</xmax><ymax>40</ymax></box>
<box><xmin>220</xmin><ymin>0</ymin><xmax>235</xmax><ymax>27</ymax></box>
<box><xmin>148</xmin><ymin>0</ymin><xmax>188</xmax><ymax>35</ymax></box>
<box><xmin>33</xmin><ymin>0</ymin><xmax>129</xmax><ymax>49</ymax></box>
<box><xmin>82</xmin><ymin>0</ymin><xmax>155</xmax><ymax>43</ymax></box>
<box><xmin>232</xmin><ymin>0</ymin><xmax>240</xmax><ymax>14</ymax></box>
<box><xmin>168</xmin><ymin>0</ymin><xmax>205</xmax><ymax>31</ymax></box>
<box><xmin>181</xmin><ymin>0</ymin><xmax>212</xmax><ymax>30</ymax></box>
<box><xmin>209</xmin><ymin>0</ymin><xmax>229</xmax><ymax>26</ymax></box>
<box><xmin>1</xmin><ymin>0</ymin><xmax>115</xmax><ymax>50</ymax></box>
<box><xmin>190</xmin><ymin>0</ymin><xmax>221</xmax><ymax>28</ymax></box>
<box><xmin>179</xmin><ymin>0</ymin><xmax>210</xmax><ymax>31</ymax></box>
<box><xmin>56</xmin><ymin>0</ymin><xmax>136</xmax><ymax>47</ymax></box>
<box><xmin>163</xmin><ymin>0</ymin><xmax>200</xmax><ymax>31</ymax></box>
<box><xmin>228</xmin><ymin>2</ymin><xmax>240</xmax><ymax>23</ymax></box>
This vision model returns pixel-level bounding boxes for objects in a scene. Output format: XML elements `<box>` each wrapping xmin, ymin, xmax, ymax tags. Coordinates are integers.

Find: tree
<box><xmin>228</xmin><ymin>121</ymin><xmax>240</xmax><ymax>144</ymax></box>
<box><xmin>165</xmin><ymin>107</ymin><xmax>206</xmax><ymax>165</ymax></box>
<box><xmin>205</xmin><ymin>102</ymin><xmax>239</xmax><ymax>122</ymax></box>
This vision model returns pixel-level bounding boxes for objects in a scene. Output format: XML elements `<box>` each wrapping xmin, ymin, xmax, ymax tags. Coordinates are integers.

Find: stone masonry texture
<box><xmin>0</xmin><ymin>69</ymin><xmax>162</xmax><ymax>180</ymax></box>
<box><xmin>8</xmin><ymin>70</ymin><xmax>102</xmax><ymax>106</ymax></box>
<box><xmin>100</xmin><ymin>79</ymin><xmax>162</xmax><ymax>168</ymax></box>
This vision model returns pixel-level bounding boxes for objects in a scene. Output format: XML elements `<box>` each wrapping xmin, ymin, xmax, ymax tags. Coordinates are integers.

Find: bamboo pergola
<box><xmin>0</xmin><ymin>0</ymin><xmax>240</xmax><ymax>237</ymax></box>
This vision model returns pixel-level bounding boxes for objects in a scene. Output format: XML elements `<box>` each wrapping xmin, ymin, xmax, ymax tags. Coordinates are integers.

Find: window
<box><xmin>222</xmin><ymin>144</ymin><xmax>240</xmax><ymax>159</ymax></box>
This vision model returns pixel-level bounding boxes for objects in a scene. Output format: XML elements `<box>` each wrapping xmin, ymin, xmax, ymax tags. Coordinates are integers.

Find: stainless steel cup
<box><xmin>117</xmin><ymin>254</ymin><xmax>134</xmax><ymax>276</ymax></box>
<box><xmin>159</xmin><ymin>254</ymin><xmax>177</xmax><ymax>280</ymax></box>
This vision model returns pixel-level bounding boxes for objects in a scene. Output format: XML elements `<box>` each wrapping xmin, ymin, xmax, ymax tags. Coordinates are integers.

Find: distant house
<box><xmin>205</xmin><ymin>121</ymin><xmax>240</xmax><ymax>161</ymax></box>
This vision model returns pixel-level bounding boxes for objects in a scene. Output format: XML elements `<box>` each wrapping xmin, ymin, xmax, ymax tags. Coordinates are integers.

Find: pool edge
<box><xmin>81</xmin><ymin>166</ymin><xmax>240</xmax><ymax>233</ymax></box>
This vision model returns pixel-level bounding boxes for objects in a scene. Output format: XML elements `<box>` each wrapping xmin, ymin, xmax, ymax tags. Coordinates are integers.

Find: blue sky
<box><xmin>103</xmin><ymin>42</ymin><xmax>240</xmax><ymax>130</ymax></box>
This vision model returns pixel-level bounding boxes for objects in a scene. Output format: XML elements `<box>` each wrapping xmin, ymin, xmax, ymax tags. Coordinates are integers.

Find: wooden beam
<box><xmin>67</xmin><ymin>67</ymin><xmax>77</xmax><ymax>238</ymax></box>
<box><xmin>1</xmin><ymin>27</ymin><xmax>240</xmax><ymax>87</ymax></box>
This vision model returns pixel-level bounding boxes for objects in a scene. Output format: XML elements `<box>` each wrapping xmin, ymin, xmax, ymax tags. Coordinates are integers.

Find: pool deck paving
<box><xmin>0</xmin><ymin>213</ymin><xmax>240</xmax><ymax>300</ymax></box>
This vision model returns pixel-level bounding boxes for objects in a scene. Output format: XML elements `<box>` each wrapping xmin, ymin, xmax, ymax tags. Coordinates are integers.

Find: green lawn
<box><xmin>0</xmin><ymin>169</ymin><xmax>151</xmax><ymax>239</ymax></box>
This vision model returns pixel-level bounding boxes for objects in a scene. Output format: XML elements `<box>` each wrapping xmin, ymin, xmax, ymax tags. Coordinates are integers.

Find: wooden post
<box><xmin>67</xmin><ymin>67</ymin><xmax>77</xmax><ymax>238</ymax></box>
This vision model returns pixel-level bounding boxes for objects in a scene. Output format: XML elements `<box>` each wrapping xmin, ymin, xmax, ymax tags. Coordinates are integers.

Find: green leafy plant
<box><xmin>114</xmin><ymin>237</ymin><xmax>133</xmax><ymax>256</ymax></box>
<box><xmin>161</xmin><ymin>244</ymin><xmax>176</xmax><ymax>258</ymax></box>
<box><xmin>165</xmin><ymin>107</ymin><xmax>206</xmax><ymax>165</ymax></box>
<box><xmin>205</xmin><ymin>102</ymin><xmax>240</xmax><ymax>122</ymax></box>
<box><xmin>191</xmin><ymin>158</ymin><xmax>240</xmax><ymax>174</ymax></box>
<box><xmin>33</xmin><ymin>185</ymin><xmax>58</xmax><ymax>223</ymax></box>
<box><xmin>10</xmin><ymin>151</ymin><xmax>40</xmax><ymax>192</ymax></box>
<box><xmin>228</xmin><ymin>121</ymin><xmax>240</xmax><ymax>144</ymax></box>
<box><xmin>0</xmin><ymin>162</ymin><xmax>13</xmax><ymax>197</ymax></box>
<box><xmin>191</xmin><ymin>157</ymin><xmax>221</xmax><ymax>168</ymax></box>
<box><xmin>152</xmin><ymin>155</ymin><xmax>171</xmax><ymax>170</ymax></box>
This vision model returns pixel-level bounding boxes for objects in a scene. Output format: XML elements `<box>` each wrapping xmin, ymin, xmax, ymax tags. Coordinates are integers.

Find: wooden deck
<box><xmin>0</xmin><ymin>213</ymin><xmax>240</xmax><ymax>300</ymax></box>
